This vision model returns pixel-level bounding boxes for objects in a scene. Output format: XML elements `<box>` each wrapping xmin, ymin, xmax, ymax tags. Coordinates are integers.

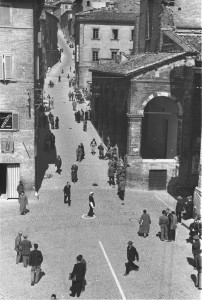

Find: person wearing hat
<box><xmin>71</xmin><ymin>164</ymin><xmax>78</xmax><ymax>183</ymax></box>
<box><xmin>69</xmin><ymin>255</ymin><xmax>86</xmax><ymax>297</ymax></box>
<box><xmin>98</xmin><ymin>143</ymin><xmax>104</xmax><ymax>159</ymax></box>
<box><xmin>14</xmin><ymin>231</ymin><xmax>23</xmax><ymax>264</ymax></box>
<box><xmin>29</xmin><ymin>243</ymin><xmax>43</xmax><ymax>286</ymax></box>
<box><xmin>175</xmin><ymin>196</ymin><xmax>185</xmax><ymax>223</ymax></box>
<box><xmin>63</xmin><ymin>182</ymin><xmax>71</xmax><ymax>205</ymax></box>
<box><xmin>159</xmin><ymin>210</ymin><xmax>169</xmax><ymax>241</ymax></box>
<box><xmin>17</xmin><ymin>181</ymin><xmax>24</xmax><ymax>196</ymax></box>
<box><xmin>87</xmin><ymin>192</ymin><xmax>95</xmax><ymax>217</ymax></box>
<box><xmin>192</xmin><ymin>235</ymin><xmax>201</xmax><ymax>269</ymax></box>
<box><xmin>19</xmin><ymin>234</ymin><xmax>32</xmax><ymax>268</ymax></box>
<box><xmin>124</xmin><ymin>241</ymin><xmax>139</xmax><ymax>276</ymax></box>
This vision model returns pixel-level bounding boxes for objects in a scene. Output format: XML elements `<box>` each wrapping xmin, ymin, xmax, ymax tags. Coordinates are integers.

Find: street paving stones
<box><xmin>0</xmin><ymin>30</ymin><xmax>200</xmax><ymax>300</ymax></box>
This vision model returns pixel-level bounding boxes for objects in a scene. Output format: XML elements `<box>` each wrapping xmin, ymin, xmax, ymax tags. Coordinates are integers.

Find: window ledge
<box><xmin>111</xmin><ymin>39</ymin><xmax>119</xmax><ymax>41</ymax></box>
<box><xmin>0</xmin><ymin>79</ymin><xmax>17</xmax><ymax>85</ymax></box>
<box><xmin>92</xmin><ymin>38</ymin><xmax>100</xmax><ymax>40</ymax></box>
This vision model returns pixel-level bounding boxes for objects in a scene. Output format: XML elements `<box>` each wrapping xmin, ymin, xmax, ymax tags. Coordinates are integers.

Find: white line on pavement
<box><xmin>154</xmin><ymin>194</ymin><xmax>174</xmax><ymax>211</ymax></box>
<box><xmin>99</xmin><ymin>241</ymin><xmax>126</xmax><ymax>300</ymax></box>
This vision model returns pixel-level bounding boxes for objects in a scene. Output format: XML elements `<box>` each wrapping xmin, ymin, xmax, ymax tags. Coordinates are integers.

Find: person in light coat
<box><xmin>18</xmin><ymin>191</ymin><xmax>28</xmax><ymax>215</ymax></box>
<box><xmin>138</xmin><ymin>210</ymin><xmax>151</xmax><ymax>238</ymax></box>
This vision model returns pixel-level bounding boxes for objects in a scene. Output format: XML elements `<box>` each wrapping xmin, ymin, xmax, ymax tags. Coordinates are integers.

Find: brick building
<box><xmin>75</xmin><ymin>9</ymin><xmax>136</xmax><ymax>89</ymax></box>
<box><xmin>90</xmin><ymin>0</ymin><xmax>201</xmax><ymax>196</ymax></box>
<box><xmin>0</xmin><ymin>0</ymin><xmax>44</xmax><ymax>199</ymax></box>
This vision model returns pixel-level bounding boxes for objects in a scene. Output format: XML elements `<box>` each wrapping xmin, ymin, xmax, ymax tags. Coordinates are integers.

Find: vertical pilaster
<box><xmin>127</xmin><ymin>114</ymin><xmax>142</xmax><ymax>157</ymax></box>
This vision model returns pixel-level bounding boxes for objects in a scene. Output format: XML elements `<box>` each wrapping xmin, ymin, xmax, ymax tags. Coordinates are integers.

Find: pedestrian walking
<box><xmin>159</xmin><ymin>210</ymin><xmax>169</xmax><ymax>241</ymax></box>
<box><xmin>17</xmin><ymin>181</ymin><xmax>24</xmax><ymax>196</ymax></box>
<box><xmin>58</xmin><ymin>75</ymin><xmax>61</xmax><ymax>82</ymax></box>
<box><xmin>77</xmin><ymin>110</ymin><xmax>81</xmax><ymax>123</ymax></box>
<box><xmin>80</xmin><ymin>143</ymin><xmax>85</xmax><ymax>159</ymax></box>
<box><xmin>48</xmin><ymin>111</ymin><xmax>54</xmax><ymax>124</ymax></box>
<box><xmin>170</xmin><ymin>211</ymin><xmax>178</xmax><ymax>241</ymax></box>
<box><xmin>50</xmin><ymin>294</ymin><xmax>57</xmax><ymax>299</ymax></box>
<box><xmin>124</xmin><ymin>241</ymin><xmax>139</xmax><ymax>276</ymax></box>
<box><xmin>63</xmin><ymin>182</ymin><xmax>71</xmax><ymax>205</ymax></box>
<box><xmin>176</xmin><ymin>196</ymin><xmax>185</xmax><ymax>223</ymax></box>
<box><xmin>80</xmin><ymin>109</ymin><xmax>84</xmax><ymax>121</ymax></box>
<box><xmin>192</xmin><ymin>235</ymin><xmax>201</xmax><ymax>269</ymax></box>
<box><xmin>70</xmin><ymin>66</ymin><xmax>71</xmax><ymax>72</ymax></box>
<box><xmin>50</xmin><ymin>133</ymin><xmax>55</xmax><ymax>150</ymax></box>
<box><xmin>20</xmin><ymin>234</ymin><xmax>32</xmax><ymax>268</ymax></box>
<box><xmin>98</xmin><ymin>143</ymin><xmax>104</xmax><ymax>159</ymax></box>
<box><xmin>90</xmin><ymin>138</ymin><xmax>97</xmax><ymax>155</ymax></box>
<box><xmin>138</xmin><ymin>210</ymin><xmax>151</xmax><ymax>238</ymax></box>
<box><xmin>55</xmin><ymin>117</ymin><xmax>59</xmax><ymax>129</ymax></box>
<box><xmin>29</xmin><ymin>243</ymin><xmax>43</xmax><ymax>286</ymax></box>
<box><xmin>87</xmin><ymin>108</ymin><xmax>91</xmax><ymax>120</ymax></box>
<box><xmin>61</xmin><ymin>69</ymin><xmax>64</xmax><ymax>74</ymax></box>
<box><xmin>55</xmin><ymin>155</ymin><xmax>62</xmax><ymax>174</ymax></box>
<box><xmin>50</xmin><ymin>98</ymin><xmax>54</xmax><ymax>109</ymax></box>
<box><xmin>165</xmin><ymin>208</ymin><xmax>172</xmax><ymax>241</ymax></box>
<box><xmin>71</xmin><ymin>164</ymin><xmax>78</xmax><ymax>183</ymax></box>
<box><xmin>118</xmin><ymin>177</ymin><xmax>125</xmax><ymax>202</ymax></box>
<box><xmin>195</xmin><ymin>250</ymin><xmax>202</xmax><ymax>290</ymax></box>
<box><xmin>87</xmin><ymin>192</ymin><xmax>95</xmax><ymax>217</ymax></box>
<box><xmin>84</xmin><ymin>109</ymin><xmax>88</xmax><ymax>121</ymax></box>
<box><xmin>76</xmin><ymin>145</ymin><xmax>83</xmax><ymax>162</ymax></box>
<box><xmin>69</xmin><ymin>255</ymin><xmax>86</xmax><ymax>297</ymax></box>
<box><xmin>14</xmin><ymin>231</ymin><xmax>23</xmax><ymax>264</ymax></box>
<box><xmin>18</xmin><ymin>191</ymin><xmax>28</xmax><ymax>215</ymax></box>
<box><xmin>67</xmin><ymin>74</ymin><xmax>70</xmax><ymax>79</ymax></box>
<box><xmin>108</xmin><ymin>165</ymin><xmax>115</xmax><ymax>186</ymax></box>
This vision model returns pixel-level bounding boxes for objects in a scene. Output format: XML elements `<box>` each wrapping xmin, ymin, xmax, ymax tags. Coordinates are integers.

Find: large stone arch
<box><xmin>139</xmin><ymin>92</ymin><xmax>183</xmax><ymax>116</ymax></box>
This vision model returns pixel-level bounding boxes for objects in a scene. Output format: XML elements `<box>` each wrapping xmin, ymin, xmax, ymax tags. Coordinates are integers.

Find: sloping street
<box><xmin>0</xmin><ymin>30</ymin><xmax>200</xmax><ymax>300</ymax></box>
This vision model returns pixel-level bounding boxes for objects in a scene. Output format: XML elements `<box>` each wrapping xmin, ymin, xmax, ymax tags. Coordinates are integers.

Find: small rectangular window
<box><xmin>112</xmin><ymin>29</ymin><xmax>118</xmax><ymax>40</ymax></box>
<box><xmin>111</xmin><ymin>50</ymin><xmax>118</xmax><ymax>60</ymax></box>
<box><xmin>0</xmin><ymin>54</ymin><xmax>12</xmax><ymax>80</ymax></box>
<box><xmin>87</xmin><ymin>1</ymin><xmax>91</xmax><ymax>6</ymax></box>
<box><xmin>92</xmin><ymin>51</ymin><xmax>99</xmax><ymax>61</ymax></box>
<box><xmin>93</xmin><ymin>28</ymin><xmax>99</xmax><ymax>39</ymax></box>
<box><xmin>0</xmin><ymin>5</ymin><xmax>11</xmax><ymax>26</ymax></box>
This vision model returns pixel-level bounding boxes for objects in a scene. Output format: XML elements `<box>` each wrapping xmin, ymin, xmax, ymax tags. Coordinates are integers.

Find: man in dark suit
<box><xmin>29</xmin><ymin>243</ymin><xmax>43</xmax><ymax>286</ymax></box>
<box><xmin>70</xmin><ymin>255</ymin><xmax>86</xmax><ymax>297</ymax></box>
<box><xmin>20</xmin><ymin>234</ymin><xmax>32</xmax><ymax>268</ymax></box>
<box><xmin>63</xmin><ymin>182</ymin><xmax>71</xmax><ymax>205</ymax></box>
<box><xmin>124</xmin><ymin>241</ymin><xmax>139</xmax><ymax>275</ymax></box>
<box><xmin>175</xmin><ymin>196</ymin><xmax>184</xmax><ymax>223</ymax></box>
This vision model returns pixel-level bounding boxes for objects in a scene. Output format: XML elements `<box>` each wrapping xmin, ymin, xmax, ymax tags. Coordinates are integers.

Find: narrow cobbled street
<box><xmin>0</xmin><ymin>30</ymin><xmax>200</xmax><ymax>300</ymax></box>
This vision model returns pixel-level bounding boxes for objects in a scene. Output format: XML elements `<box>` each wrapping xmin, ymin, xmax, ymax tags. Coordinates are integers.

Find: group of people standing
<box><xmin>14</xmin><ymin>232</ymin><xmax>43</xmax><ymax>286</ymax></box>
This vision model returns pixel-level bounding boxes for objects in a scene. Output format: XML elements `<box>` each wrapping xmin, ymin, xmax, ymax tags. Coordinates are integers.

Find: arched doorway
<box><xmin>141</xmin><ymin>96</ymin><xmax>178</xmax><ymax>159</ymax></box>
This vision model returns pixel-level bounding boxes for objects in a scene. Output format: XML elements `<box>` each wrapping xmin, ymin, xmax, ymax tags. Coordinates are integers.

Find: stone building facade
<box><xmin>75</xmin><ymin>10</ymin><xmax>135</xmax><ymax>89</ymax></box>
<box><xmin>89</xmin><ymin>0</ymin><xmax>201</xmax><ymax>196</ymax></box>
<box><xmin>0</xmin><ymin>0</ymin><xmax>43</xmax><ymax>199</ymax></box>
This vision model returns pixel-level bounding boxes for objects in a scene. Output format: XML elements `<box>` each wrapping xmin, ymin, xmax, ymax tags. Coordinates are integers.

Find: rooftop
<box><xmin>76</xmin><ymin>9</ymin><xmax>136</xmax><ymax>24</ymax></box>
<box><xmin>90</xmin><ymin>52</ymin><xmax>188</xmax><ymax>76</ymax></box>
<box><xmin>163</xmin><ymin>30</ymin><xmax>202</xmax><ymax>52</ymax></box>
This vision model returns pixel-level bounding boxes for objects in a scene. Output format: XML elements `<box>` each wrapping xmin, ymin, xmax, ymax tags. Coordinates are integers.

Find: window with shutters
<box><xmin>93</xmin><ymin>28</ymin><xmax>99</xmax><ymax>39</ymax></box>
<box><xmin>112</xmin><ymin>29</ymin><xmax>118</xmax><ymax>40</ymax></box>
<box><xmin>0</xmin><ymin>4</ymin><xmax>12</xmax><ymax>26</ymax></box>
<box><xmin>92</xmin><ymin>50</ymin><xmax>99</xmax><ymax>62</ymax></box>
<box><xmin>0</xmin><ymin>54</ymin><xmax>13</xmax><ymax>80</ymax></box>
<box><xmin>0</xmin><ymin>112</ymin><xmax>19</xmax><ymax>131</ymax></box>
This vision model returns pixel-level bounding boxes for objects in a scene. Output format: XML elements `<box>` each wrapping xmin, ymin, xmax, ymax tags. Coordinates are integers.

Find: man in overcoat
<box><xmin>20</xmin><ymin>234</ymin><xmax>32</xmax><ymax>268</ymax></box>
<box><xmin>138</xmin><ymin>210</ymin><xmax>151</xmax><ymax>238</ymax></box>
<box><xmin>192</xmin><ymin>235</ymin><xmax>201</xmax><ymax>269</ymax></box>
<box><xmin>76</xmin><ymin>145</ymin><xmax>83</xmax><ymax>162</ymax></box>
<box><xmin>63</xmin><ymin>182</ymin><xmax>71</xmax><ymax>205</ymax></box>
<box><xmin>14</xmin><ymin>231</ymin><xmax>23</xmax><ymax>264</ymax></box>
<box><xmin>124</xmin><ymin>241</ymin><xmax>139</xmax><ymax>275</ymax></box>
<box><xmin>98</xmin><ymin>143</ymin><xmax>104</xmax><ymax>159</ymax></box>
<box><xmin>69</xmin><ymin>255</ymin><xmax>86</xmax><ymax>297</ymax></box>
<box><xmin>71</xmin><ymin>164</ymin><xmax>78</xmax><ymax>183</ymax></box>
<box><xmin>29</xmin><ymin>243</ymin><xmax>43</xmax><ymax>286</ymax></box>
<box><xmin>170</xmin><ymin>211</ymin><xmax>178</xmax><ymax>241</ymax></box>
<box><xmin>18</xmin><ymin>191</ymin><xmax>28</xmax><ymax>215</ymax></box>
<box><xmin>55</xmin><ymin>155</ymin><xmax>62</xmax><ymax>174</ymax></box>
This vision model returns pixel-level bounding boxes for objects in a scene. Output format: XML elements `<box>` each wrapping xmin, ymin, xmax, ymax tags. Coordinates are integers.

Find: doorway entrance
<box><xmin>0</xmin><ymin>163</ymin><xmax>20</xmax><ymax>199</ymax></box>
